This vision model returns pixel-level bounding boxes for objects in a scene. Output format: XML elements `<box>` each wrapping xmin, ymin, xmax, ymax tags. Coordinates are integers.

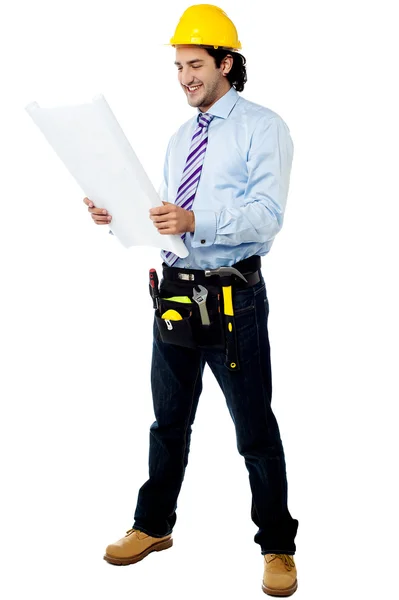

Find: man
<box><xmin>84</xmin><ymin>4</ymin><xmax>299</xmax><ymax>596</ymax></box>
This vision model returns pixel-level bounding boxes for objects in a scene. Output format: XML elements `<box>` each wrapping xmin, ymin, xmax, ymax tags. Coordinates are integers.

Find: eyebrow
<box><xmin>174</xmin><ymin>59</ymin><xmax>205</xmax><ymax>66</ymax></box>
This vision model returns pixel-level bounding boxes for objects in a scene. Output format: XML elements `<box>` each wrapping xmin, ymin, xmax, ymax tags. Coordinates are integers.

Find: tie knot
<box><xmin>198</xmin><ymin>113</ymin><xmax>214</xmax><ymax>128</ymax></box>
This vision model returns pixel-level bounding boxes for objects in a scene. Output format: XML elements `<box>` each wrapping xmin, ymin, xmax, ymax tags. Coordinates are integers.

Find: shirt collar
<box><xmin>196</xmin><ymin>87</ymin><xmax>239</xmax><ymax>121</ymax></box>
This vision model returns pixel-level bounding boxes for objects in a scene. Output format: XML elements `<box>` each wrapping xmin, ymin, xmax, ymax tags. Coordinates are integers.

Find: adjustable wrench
<box><xmin>192</xmin><ymin>285</ymin><xmax>210</xmax><ymax>325</ymax></box>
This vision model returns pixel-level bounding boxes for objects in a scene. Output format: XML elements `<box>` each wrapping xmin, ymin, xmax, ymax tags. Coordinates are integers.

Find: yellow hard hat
<box><xmin>169</xmin><ymin>4</ymin><xmax>242</xmax><ymax>51</ymax></box>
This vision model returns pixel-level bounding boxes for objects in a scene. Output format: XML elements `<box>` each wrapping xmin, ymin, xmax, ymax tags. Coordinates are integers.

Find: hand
<box><xmin>149</xmin><ymin>201</ymin><xmax>195</xmax><ymax>235</ymax></box>
<box><xmin>83</xmin><ymin>197</ymin><xmax>112</xmax><ymax>225</ymax></box>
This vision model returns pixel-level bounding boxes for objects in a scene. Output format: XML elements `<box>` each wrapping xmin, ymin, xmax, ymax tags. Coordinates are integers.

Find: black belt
<box><xmin>161</xmin><ymin>255</ymin><xmax>261</xmax><ymax>288</ymax></box>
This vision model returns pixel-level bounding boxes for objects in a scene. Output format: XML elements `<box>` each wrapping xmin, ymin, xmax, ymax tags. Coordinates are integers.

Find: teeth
<box><xmin>188</xmin><ymin>85</ymin><xmax>201</xmax><ymax>91</ymax></box>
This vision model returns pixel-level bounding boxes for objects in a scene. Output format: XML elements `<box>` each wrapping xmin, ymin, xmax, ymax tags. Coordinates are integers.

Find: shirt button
<box><xmin>201</xmin><ymin>239</ymin><xmax>206</xmax><ymax>244</ymax></box>
<box><xmin>185</xmin><ymin>263</ymin><xmax>191</xmax><ymax>268</ymax></box>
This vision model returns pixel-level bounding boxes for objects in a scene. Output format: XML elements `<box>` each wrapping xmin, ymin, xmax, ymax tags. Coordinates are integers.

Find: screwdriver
<box><xmin>149</xmin><ymin>268</ymin><xmax>160</xmax><ymax>310</ymax></box>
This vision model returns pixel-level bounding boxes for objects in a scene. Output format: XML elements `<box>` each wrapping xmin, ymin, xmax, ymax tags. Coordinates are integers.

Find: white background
<box><xmin>1</xmin><ymin>1</ymin><xmax>398</xmax><ymax>598</ymax></box>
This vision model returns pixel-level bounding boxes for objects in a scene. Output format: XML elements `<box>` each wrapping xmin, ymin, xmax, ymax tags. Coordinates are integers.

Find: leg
<box><xmin>133</xmin><ymin>315</ymin><xmax>206</xmax><ymax>537</ymax></box>
<box><xmin>204</xmin><ymin>274</ymin><xmax>299</xmax><ymax>554</ymax></box>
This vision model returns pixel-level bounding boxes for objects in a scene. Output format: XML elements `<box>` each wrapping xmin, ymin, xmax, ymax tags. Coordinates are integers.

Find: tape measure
<box><xmin>161</xmin><ymin>309</ymin><xmax>182</xmax><ymax>321</ymax></box>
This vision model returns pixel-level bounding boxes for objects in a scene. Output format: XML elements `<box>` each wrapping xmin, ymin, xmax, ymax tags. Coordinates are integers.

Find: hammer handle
<box><xmin>221</xmin><ymin>279</ymin><xmax>239</xmax><ymax>371</ymax></box>
<box><xmin>222</xmin><ymin>285</ymin><xmax>233</xmax><ymax>316</ymax></box>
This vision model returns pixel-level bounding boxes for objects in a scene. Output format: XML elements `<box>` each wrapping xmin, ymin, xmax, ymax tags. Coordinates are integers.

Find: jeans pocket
<box><xmin>233</xmin><ymin>285</ymin><xmax>256</xmax><ymax>315</ymax></box>
<box><xmin>234</xmin><ymin>303</ymin><xmax>255</xmax><ymax>316</ymax></box>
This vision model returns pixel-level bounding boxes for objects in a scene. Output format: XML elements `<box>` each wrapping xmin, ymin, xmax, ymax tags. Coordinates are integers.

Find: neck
<box><xmin>199</xmin><ymin>83</ymin><xmax>232</xmax><ymax>112</ymax></box>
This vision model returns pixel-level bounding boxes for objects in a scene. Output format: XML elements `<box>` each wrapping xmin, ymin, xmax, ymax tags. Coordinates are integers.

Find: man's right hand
<box><xmin>83</xmin><ymin>197</ymin><xmax>112</xmax><ymax>225</ymax></box>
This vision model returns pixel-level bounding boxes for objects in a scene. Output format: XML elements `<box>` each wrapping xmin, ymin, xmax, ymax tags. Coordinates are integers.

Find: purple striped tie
<box><xmin>161</xmin><ymin>112</ymin><xmax>214</xmax><ymax>266</ymax></box>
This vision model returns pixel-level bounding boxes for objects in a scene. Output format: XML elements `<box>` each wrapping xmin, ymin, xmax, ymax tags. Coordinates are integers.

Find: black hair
<box><xmin>204</xmin><ymin>47</ymin><xmax>247</xmax><ymax>92</ymax></box>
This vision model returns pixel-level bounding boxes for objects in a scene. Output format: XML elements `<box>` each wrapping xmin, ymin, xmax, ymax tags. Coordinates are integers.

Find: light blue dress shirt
<box><xmin>158</xmin><ymin>86</ymin><xmax>294</xmax><ymax>270</ymax></box>
<box><xmin>110</xmin><ymin>86</ymin><xmax>294</xmax><ymax>271</ymax></box>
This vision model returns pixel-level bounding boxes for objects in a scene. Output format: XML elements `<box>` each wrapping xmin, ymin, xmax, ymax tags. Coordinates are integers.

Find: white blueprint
<box><xmin>25</xmin><ymin>94</ymin><xmax>188</xmax><ymax>258</ymax></box>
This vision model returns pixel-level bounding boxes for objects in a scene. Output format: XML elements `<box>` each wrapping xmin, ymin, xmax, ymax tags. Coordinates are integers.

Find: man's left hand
<box><xmin>149</xmin><ymin>202</ymin><xmax>195</xmax><ymax>235</ymax></box>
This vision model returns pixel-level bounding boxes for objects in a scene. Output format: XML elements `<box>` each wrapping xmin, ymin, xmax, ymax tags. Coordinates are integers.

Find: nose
<box><xmin>179</xmin><ymin>67</ymin><xmax>196</xmax><ymax>87</ymax></box>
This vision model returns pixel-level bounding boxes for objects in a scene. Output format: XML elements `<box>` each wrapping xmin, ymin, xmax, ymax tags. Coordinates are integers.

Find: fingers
<box><xmin>152</xmin><ymin>219</ymin><xmax>179</xmax><ymax>235</ymax></box>
<box><xmin>154</xmin><ymin>227</ymin><xmax>174</xmax><ymax>235</ymax></box>
<box><xmin>92</xmin><ymin>213</ymin><xmax>112</xmax><ymax>224</ymax></box>
<box><xmin>83</xmin><ymin>196</ymin><xmax>105</xmax><ymax>213</ymax></box>
<box><xmin>156</xmin><ymin>220</ymin><xmax>177</xmax><ymax>230</ymax></box>
<box><xmin>83</xmin><ymin>197</ymin><xmax>112</xmax><ymax>225</ymax></box>
<box><xmin>150</xmin><ymin>214</ymin><xmax>170</xmax><ymax>224</ymax></box>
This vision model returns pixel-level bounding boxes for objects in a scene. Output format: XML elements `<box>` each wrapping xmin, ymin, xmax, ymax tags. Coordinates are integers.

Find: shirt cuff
<box><xmin>191</xmin><ymin>210</ymin><xmax>217</xmax><ymax>247</ymax></box>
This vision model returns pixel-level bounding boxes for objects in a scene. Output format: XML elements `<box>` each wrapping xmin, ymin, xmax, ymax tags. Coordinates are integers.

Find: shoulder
<box><xmin>235</xmin><ymin>95</ymin><xmax>291</xmax><ymax>132</ymax></box>
<box><xmin>233</xmin><ymin>96</ymin><xmax>294</xmax><ymax>158</ymax></box>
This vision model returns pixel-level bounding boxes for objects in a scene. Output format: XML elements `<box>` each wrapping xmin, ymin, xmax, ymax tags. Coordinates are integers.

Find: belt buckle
<box><xmin>178</xmin><ymin>272</ymin><xmax>195</xmax><ymax>281</ymax></box>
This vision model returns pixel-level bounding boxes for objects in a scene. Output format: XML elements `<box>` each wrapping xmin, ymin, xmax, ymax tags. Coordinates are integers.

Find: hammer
<box><xmin>204</xmin><ymin>267</ymin><xmax>248</xmax><ymax>371</ymax></box>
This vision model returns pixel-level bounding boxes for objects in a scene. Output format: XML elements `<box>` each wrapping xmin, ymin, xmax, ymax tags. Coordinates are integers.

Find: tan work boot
<box><xmin>103</xmin><ymin>527</ymin><xmax>173</xmax><ymax>565</ymax></box>
<box><xmin>262</xmin><ymin>553</ymin><xmax>298</xmax><ymax>596</ymax></box>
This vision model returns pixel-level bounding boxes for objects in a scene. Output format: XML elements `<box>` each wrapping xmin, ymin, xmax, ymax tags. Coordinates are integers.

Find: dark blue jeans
<box><xmin>133</xmin><ymin>272</ymin><xmax>299</xmax><ymax>554</ymax></box>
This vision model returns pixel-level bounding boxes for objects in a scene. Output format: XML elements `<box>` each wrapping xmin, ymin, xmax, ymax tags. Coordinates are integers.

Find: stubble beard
<box><xmin>188</xmin><ymin>83</ymin><xmax>218</xmax><ymax>111</ymax></box>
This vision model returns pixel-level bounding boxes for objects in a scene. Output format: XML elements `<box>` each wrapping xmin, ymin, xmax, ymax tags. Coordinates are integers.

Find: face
<box><xmin>175</xmin><ymin>45</ymin><xmax>232</xmax><ymax>112</ymax></box>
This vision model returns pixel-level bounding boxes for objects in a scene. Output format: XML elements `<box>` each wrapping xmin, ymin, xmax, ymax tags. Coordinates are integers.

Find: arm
<box><xmin>191</xmin><ymin>116</ymin><xmax>294</xmax><ymax>247</ymax></box>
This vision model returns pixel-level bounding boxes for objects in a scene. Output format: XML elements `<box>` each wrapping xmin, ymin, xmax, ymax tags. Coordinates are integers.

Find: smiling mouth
<box><xmin>185</xmin><ymin>84</ymin><xmax>202</xmax><ymax>94</ymax></box>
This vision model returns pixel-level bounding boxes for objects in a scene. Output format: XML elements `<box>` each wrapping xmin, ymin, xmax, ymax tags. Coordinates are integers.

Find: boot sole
<box><xmin>262</xmin><ymin>578</ymin><xmax>298</xmax><ymax>596</ymax></box>
<box><xmin>103</xmin><ymin>537</ymin><xmax>173</xmax><ymax>565</ymax></box>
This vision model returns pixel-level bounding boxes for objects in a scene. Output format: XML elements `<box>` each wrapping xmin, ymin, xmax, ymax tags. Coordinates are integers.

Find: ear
<box><xmin>222</xmin><ymin>54</ymin><xmax>233</xmax><ymax>76</ymax></box>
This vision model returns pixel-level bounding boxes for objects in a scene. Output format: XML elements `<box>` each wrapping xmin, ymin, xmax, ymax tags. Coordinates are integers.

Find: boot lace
<box><xmin>125</xmin><ymin>528</ymin><xmax>138</xmax><ymax>536</ymax></box>
<box><xmin>269</xmin><ymin>554</ymin><xmax>295</xmax><ymax>570</ymax></box>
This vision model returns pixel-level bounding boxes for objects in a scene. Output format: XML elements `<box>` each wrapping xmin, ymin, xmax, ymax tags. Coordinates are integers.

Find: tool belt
<box><xmin>151</xmin><ymin>255</ymin><xmax>262</xmax><ymax>371</ymax></box>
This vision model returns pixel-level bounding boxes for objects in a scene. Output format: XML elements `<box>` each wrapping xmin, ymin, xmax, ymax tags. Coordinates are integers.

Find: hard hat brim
<box><xmin>165</xmin><ymin>42</ymin><xmax>242</xmax><ymax>51</ymax></box>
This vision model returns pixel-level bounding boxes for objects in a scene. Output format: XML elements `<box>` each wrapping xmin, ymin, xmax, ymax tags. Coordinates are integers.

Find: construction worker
<box><xmin>83</xmin><ymin>4</ymin><xmax>299</xmax><ymax>596</ymax></box>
